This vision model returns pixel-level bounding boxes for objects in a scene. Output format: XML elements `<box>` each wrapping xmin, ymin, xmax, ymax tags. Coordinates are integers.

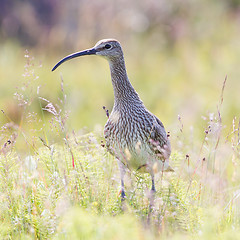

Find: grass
<box><xmin>1</xmin><ymin>41</ymin><xmax>240</xmax><ymax>239</ymax></box>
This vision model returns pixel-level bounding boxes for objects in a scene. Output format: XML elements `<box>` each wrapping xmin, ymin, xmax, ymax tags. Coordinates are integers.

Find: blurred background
<box><xmin>1</xmin><ymin>0</ymin><xmax>240</xmax><ymax>141</ymax></box>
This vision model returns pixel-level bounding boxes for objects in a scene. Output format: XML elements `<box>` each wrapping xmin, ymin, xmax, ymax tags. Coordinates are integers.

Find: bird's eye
<box><xmin>105</xmin><ymin>44</ymin><xmax>112</xmax><ymax>49</ymax></box>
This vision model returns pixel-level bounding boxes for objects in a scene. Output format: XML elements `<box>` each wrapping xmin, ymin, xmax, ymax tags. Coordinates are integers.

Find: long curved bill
<box><xmin>52</xmin><ymin>48</ymin><xmax>97</xmax><ymax>71</ymax></box>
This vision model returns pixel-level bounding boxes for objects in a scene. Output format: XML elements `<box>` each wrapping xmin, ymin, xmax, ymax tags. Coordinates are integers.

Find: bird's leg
<box><xmin>117</xmin><ymin>160</ymin><xmax>126</xmax><ymax>201</ymax></box>
<box><xmin>149</xmin><ymin>175</ymin><xmax>156</xmax><ymax>212</ymax></box>
<box><xmin>120</xmin><ymin>179</ymin><xmax>126</xmax><ymax>200</ymax></box>
<box><xmin>148</xmin><ymin>174</ymin><xmax>156</xmax><ymax>223</ymax></box>
<box><xmin>151</xmin><ymin>175</ymin><xmax>156</xmax><ymax>193</ymax></box>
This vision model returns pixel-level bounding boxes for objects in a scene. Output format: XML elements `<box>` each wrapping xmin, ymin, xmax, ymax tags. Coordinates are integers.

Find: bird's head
<box><xmin>52</xmin><ymin>39</ymin><xmax>123</xmax><ymax>71</ymax></box>
<box><xmin>94</xmin><ymin>39</ymin><xmax>123</xmax><ymax>59</ymax></box>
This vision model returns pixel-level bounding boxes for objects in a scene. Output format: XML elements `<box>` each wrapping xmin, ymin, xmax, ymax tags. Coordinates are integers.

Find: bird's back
<box><xmin>104</xmin><ymin>101</ymin><xmax>171</xmax><ymax>173</ymax></box>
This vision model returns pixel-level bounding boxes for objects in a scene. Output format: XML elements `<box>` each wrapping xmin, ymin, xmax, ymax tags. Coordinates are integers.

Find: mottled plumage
<box><xmin>52</xmin><ymin>39</ymin><xmax>173</xmax><ymax>199</ymax></box>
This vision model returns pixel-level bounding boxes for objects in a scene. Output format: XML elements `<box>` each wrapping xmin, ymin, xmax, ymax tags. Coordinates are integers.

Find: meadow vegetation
<box><xmin>1</xmin><ymin>1</ymin><xmax>240</xmax><ymax>239</ymax></box>
<box><xmin>0</xmin><ymin>43</ymin><xmax>239</xmax><ymax>239</ymax></box>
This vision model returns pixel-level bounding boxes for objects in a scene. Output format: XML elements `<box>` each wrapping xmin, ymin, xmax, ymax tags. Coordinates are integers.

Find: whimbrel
<box><xmin>52</xmin><ymin>39</ymin><xmax>173</xmax><ymax>199</ymax></box>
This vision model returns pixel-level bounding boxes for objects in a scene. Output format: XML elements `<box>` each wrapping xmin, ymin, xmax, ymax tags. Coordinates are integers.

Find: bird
<box><xmin>52</xmin><ymin>39</ymin><xmax>173</xmax><ymax>200</ymax></box>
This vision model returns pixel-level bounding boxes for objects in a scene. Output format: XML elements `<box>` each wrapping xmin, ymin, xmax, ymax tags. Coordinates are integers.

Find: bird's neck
<box><xmin>108</xmin><ymin>57</ymin><xmax>142</xmax><ymax>107</ymax></box>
